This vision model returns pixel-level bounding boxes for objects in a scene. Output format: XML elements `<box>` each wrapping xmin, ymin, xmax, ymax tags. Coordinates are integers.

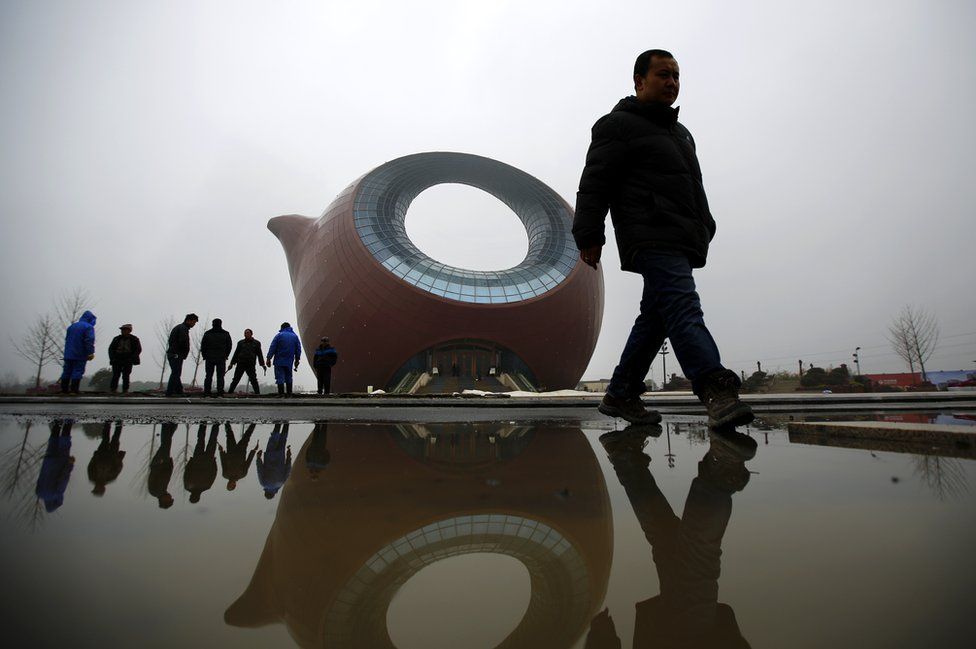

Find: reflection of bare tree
<box><xmin>911</xmin><ymin>456</ymin><xmax>968</xmax><ymax>501</ymax></box>
<box><xmin>189</xmin><ymin>315</ymin><xmax>209</xmax><ymax>388</ymax></box>
<box><xmin>0</xmin><ymin>422</ymin><xmax>49</xmax><ymax>531</ymax></box>
<box><xmin>129</xmin><ymin>423</ymin><xmax>157</xmax><ymax>499</ymax></box>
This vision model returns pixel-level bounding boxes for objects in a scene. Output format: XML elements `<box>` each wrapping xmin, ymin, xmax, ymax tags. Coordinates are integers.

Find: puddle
<box><xmin>0</xmin><ymin>414</ymin><xmax>973</xmax><ymax>648</ymax></box>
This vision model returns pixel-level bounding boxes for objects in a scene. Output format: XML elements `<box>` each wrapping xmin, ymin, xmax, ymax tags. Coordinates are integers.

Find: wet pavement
<box><xmin>0</xmin><ymin>412</ymin><xmax>974</xmax><ymax>648</ymax></box>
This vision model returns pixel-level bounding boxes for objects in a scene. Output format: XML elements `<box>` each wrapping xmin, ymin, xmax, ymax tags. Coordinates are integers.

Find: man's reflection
<box><xmin>87</xmin><ymin>420</ymin><xmax>125</xmax><ymax>496</ymax></box>
<box><xmin>587</xmin><ymin>425</ymin><xmax>755</xmax><ymax>649</ymax></box>
<box><xmin>219</xmin><ymin>423</ymin><xmax>258</xmax><ymax>491</ymax></box>
<box><xmin>257</xmin><ymin>422</ymin><xmax>291</xmax><ymax>499</ymax></box>
<box><xmin>304</xmin><ymin>422</ymin><xmax>330</xmax><ymax>480</ymax></box>
<box><xmin>35</xmin><ymin>419</ymin><xmax>75</xmax><ymax>513</ymax></box>
<box><xmin>184</xmin><ymin>422</ymin><xmax>219</xmax><ymax>504</ymax></box>
<box><xmin>149</xmin><ymin>422</ymin><xmax>176</xmax><ymax>509</ymax></box>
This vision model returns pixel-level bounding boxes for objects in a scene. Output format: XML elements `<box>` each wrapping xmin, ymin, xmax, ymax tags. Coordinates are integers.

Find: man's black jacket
<box><xmin>167</xmin><ymin>323</ymin><xmax>192</xmax><ymax>360</ymax></box>
<box><xmin>200</xmin><ymin>326</ymin><xmax>233</xmax><ymax>361</ymax></box>
<box><xmin>108</xmin><ymin>334</ymin><xmax>142</xmax><ymax>365</ymax></box>
<box><xmin>230</xmin><ymin>338</ymin><xmax>265</xmax><ymax>368</ymax></box>
<box><xmin>573</xmin><ymin>97</ymin><xmax>716</xmax><ymax>271</ymax></box>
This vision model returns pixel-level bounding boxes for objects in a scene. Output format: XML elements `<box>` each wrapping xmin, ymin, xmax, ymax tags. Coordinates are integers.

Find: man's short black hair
<box><xmin>634</xmin><ymin>49</ymin><xmax>675</xmax><ymax>78</ymax></box>
<box><xmin>185</xmin><ymin>313</ymin><xmax>199</xmax><ymax>322</ymax></box>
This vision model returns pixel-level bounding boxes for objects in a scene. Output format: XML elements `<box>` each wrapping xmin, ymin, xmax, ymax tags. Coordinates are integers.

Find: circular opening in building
<box><xmin>386</xmin><ymin>552</ymin><xmax>531</xmax><ymax>649</ymax></box>
<box><xmin>405</xmin><ymin>184</ymin><xmax>529</xmax><ymax>271</ymax></box>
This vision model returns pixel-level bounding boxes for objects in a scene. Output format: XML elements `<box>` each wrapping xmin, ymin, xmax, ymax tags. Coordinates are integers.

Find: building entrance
<box><xmin>432</xmin><ymin>342</ymin><xmax>497</xmax><ymax>379</ymax></box>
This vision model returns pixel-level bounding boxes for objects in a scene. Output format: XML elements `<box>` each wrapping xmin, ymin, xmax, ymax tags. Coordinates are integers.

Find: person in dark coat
<box><xmin>227</xmin><ymin>329</ymin><xmax>266</xmax><ymax>395</ymax></box>
<box><xmin>584</xmin><ymin>425</ymin><xmax>755</xmax><ymax>649</ymax></box>
<box><xmin>60</xmin><ymin>310</ymin><xmax>97</xmax><ymax>394</ymax></box>
<box><xmin>148</xmin><ymin>422</ymin><xmax>176</xmax><ymax>509</ymax></box>
<box><xmin>165</xmin><ymin>313</ymin><xmax>198</xmax><ymax>397</ymax></box>
<box><xmin>184</xmin><ymin>422</ymin><xmax>219</xmax><ymax>504</ymax></box>
<box><xmin>219</xmin><ymin>423</ymin><xmax>258</xmax><ymax>491</ymax></box>
<box><xmin>35</xmin><ymin>419</ymin><xmax>75</xmax><ymax>513</ymax></box>
<box><xmin>200</xmin><ymin>318</ymin><xmax>233</xmax><ymax>397</ymax></box>
<box><xmin>107</xmin><ymin>324</ymin><xmax>142</xmax><ymax>393</ymax></box>
<box><xmin>312</xmin><ymin>337</ymin><xmax>338</xmax><ymax>395</ymax></box>
<box><xmin>573</xmin><ymin>49</ymin><xmax>752</xmax><ymax>428</ymax></box>
<box><xmin>87</xmin><ymin>420</ymin><xmax>125</xmax><ymax>496</ymax></box>
<box><xmin>266</xmin><ymin>323</ymin><xmax>302</xmax><ymax>396</ymax></box>
<box><xmin>257</xmin><ymin>422</ymin><xmax>291</xmax><ymax>499</ymax></box>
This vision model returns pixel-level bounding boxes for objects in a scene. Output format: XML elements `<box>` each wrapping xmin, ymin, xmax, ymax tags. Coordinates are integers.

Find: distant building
<box><xmin>577</xmin><ymin>379</ymin><xmax>611</xmax><ymax>393</ymax></box>
<box><xmin>864</xmin><ymin>372</ymin><xmax>921</xmax><ymax>388</ymax></box>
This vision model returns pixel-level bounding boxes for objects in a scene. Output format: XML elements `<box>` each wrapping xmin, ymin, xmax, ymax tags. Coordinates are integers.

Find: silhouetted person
<box><xmin>149</xmin><ymin>422</ymin><xmax>176</xmax><ymax>509</ymax></box>
<box><xmin>87</xmin><ymin>420</ymin><xmax>125</xmax><ymax>496</ymax></box>
<box><xmin>60</xmin><ymin>310</ymin><xmax>96</xmax><ymax>394</ymax></box>
<box><xmin>36</xmin><ymin>419</ymin><xmax>75</xmax><ymax>512</ymax></box>
<box><xmin>257</xmin><ymin>422</ymin><xmax>291</xmax><ymax>498</ymax></box>
<box><xmin>267</xmin><ymin>323</ymin><xmax>302</xmax><ymax>396</ymax></box>
<box><xmin>219</xmin><ymin>423</ymin><xmax>258</xmax><ymax>491</ymax></box>
<box><xmin>313</xmin><ymin>337</ymin><xmax>338</xmax><ymax>395</ymax></box>
<box><xmin>304</xmin><ymin>422</ymin><xmax>331</xmax><ymax>480</ymax></box>
<box><xmin>184</xmin><ymin>422</ymin><xmax>219</xmax><ymax>503</ymax></box>
<box><xmin>166</xmin><ymin>313</ymin><xmax>198</xmax><ymax>396</ymax></box>
<box><xmin>228</xmin><ymin>329</ymin><xmax>267</xmax><ymax>395</ymax></box>
<box><xmin>586</xmin><ymin>425</ymin><xmax>755</xmax><ymax>648</ymax></box>
<box><xmin>107</xmin><ymin>324</ymin><xmax>142</xmax><ymax>393</ymax></box>
<box><xmin>573</xmin><ymin>49</ymin><xmax>753</xmax><ymax>428</ymax></box>
<box><xmin>201</xmin><ymin>318</ymin><xmax>233</xmax><ymax>397</ymax></box>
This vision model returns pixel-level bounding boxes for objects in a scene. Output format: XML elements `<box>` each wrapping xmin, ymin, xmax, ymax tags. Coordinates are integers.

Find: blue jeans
<box><xmin>166</xmin><ymin>355</ymin><xmax>184</xmax><ymax>395</ymax></box>
<box><xmin>608</xmin><ymin>250</ymin><xmax>724</xmax><ymax>399</ymax></box>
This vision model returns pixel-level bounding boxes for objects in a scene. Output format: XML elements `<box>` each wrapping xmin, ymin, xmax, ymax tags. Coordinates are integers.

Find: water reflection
<box><xmin>149</xmin><ymin>422</ymin><xmax>176</xmax><ymax>508</ymax></box>
<box><xmin>185</xmin><ymin>423</ymin><xmax>220</xmax><ymax>504</ymax></box>
<box><xmin>36</xmin><ymin>419</ymin><xmax>75</xmax><ymax>512</ymax></box>
<box><xmin>225</xmin><ymin>422</ymin><xmax>612</xmax><ymax>648</ymax></box>
<box><xmin>257</xmin><ymin>422</ymin><xmax>292</xmax><ymax>499</ymax></box>
<box><xmin>587</xmin><ymin>425</ymin><xmax>755</xmax><ymax>649</ymax></box>
<box><xmin>220</xmin><ymin>422</ymin><xmax>258</xmax><ymax>491</ymax></box>
<box><xmin>87</xmin><ymin>421</ymin><xmax>125</xmax><ymax>496</ymax></box>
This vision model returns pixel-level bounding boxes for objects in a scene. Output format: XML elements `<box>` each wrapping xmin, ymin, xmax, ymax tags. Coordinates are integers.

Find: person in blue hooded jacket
<box><xmin>60</xmin><ymin>310</ymin><xmax>96</xmax><ymax>394</ymax></box>
<box><xmin>35</xmin><ymin>419</ymin><xmax>75</xmax><ymax>513</ymax></box>
<box><xmin>266</xmin><ymin>322</ymin><xmax>302</xmax><ymax>396</ymax></box>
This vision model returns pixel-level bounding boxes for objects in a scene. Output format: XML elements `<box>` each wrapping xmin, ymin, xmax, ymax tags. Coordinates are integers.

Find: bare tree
<box><xmin>912</xmin><ymin>455</ymin><xmax>968</xmax><ymax>501</ymax></box>
<box><xmin>889</xmin><ymin>306</ymin><xmax>939</xmax><ymax>383</ymax></box>
<box><xmin>12</xmin><ymin>314</ymin><xmax>60</xmax><ymax>388</ymax></box>
<box><xmin>154</xmin><ymin>316</ymin><xmax>177</xmax><ymax>389</ymax></box>
<box><xmin>189</xmin><ymin>315</ymin><xmax>208</xmax><ymax>387</ymax></box>
<box><xmin>888</xmin><ymin>316</ymin><xmax>918</xmax><ymax>378</ymax></box>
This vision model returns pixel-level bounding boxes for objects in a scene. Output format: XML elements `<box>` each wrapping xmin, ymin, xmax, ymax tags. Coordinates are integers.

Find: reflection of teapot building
<box><xmin>226</xmin><ymin>422</ymin><xmax>612</xmax><ymax>648</ymax></box>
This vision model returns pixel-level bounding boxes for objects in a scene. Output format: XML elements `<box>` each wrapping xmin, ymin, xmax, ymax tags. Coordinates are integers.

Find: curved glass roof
<box><xmin>352</xmin><ymin>152</ymin><xmax>578</xmax><ymax>304</ymax></box>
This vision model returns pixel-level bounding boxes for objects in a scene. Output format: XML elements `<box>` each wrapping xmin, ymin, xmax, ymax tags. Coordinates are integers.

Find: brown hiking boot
<box><xmin>599</xmin><ymin>424</ymin><xmax>661</xmax><ymax>466</ymax></box>
<box><xmin>598</xmin><ymin>393</ymin><xmax>662</xmax><ymax>424</ymax></box>
<box><xmin>694</xmin><ymin>369</ymin><xmax>754</xmax><ymax>428</ymax></box>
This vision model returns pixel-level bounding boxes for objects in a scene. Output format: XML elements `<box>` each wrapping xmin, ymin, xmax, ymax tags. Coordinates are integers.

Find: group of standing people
<box><xmin>57</xmin><ymin>310</ymin><xmax>338</xmax><ymax>397</ymax></box>
<box><xmin>163</xmin><ymin>314</ymin><xmax>339</xmax><ymax>397</ymax></box>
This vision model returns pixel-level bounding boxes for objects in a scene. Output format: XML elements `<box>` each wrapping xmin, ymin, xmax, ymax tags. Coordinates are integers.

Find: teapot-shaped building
<box><xmin>269</xmin><ymin>152</ymin><xmax>604</xmax><ymax>393</ymax></box>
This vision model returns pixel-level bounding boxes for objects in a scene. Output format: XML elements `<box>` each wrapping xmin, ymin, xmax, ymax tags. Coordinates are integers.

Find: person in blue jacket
<box><xmin>313</xmin><ymin>337</ymin><xmax>338</xmax><ymax>395</ymax></box>
<box><xmin>36</xmin><ymin>419</ymin><xmax>75</xmax><ymax>513</ymax></box>
<box><xmin>266</xmin><ymin>322</ymin><xmax>302</xmax><ymax>396</ymax></box>
<box><xmin>60</xmin><ymin>310</ymin><xmax>96</xmax><ymax>394</ymax></box>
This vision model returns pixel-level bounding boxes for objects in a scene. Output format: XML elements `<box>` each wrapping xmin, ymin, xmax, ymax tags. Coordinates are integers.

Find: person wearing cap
<box><xmin>266</xmin><ymin>322</ymin><xmax>302</xmax><ymax>396</ymax></box>
<box><xmin>107</xmin><ymin>324</ymin><xmax>142</xmax><ymax>393</ymax></box>
<box><xmin>200</xmin><ymin>318</ymin><xmax>233</xmax><ymax>397</ymax></box>
<box><xmin>165</xmin><ymin>313</ymin><xmax>198</xmax><ymax>397</ymax></box>
<box><xmin>228</xmin><ymin>329</ymin><xmax>267</xmax><ymax>395</ymax></box>
<box><xmin>312</xmin><ymin>337</ymin><xmax>339</xmax><ymax>395</ymax></box>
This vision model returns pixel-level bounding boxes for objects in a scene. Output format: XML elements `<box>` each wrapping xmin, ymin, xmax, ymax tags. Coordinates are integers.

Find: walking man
<box><xmin>165</xmin><ymin>313</ymin><xmax>198</xmax><ymax>397</ymax></box>
<box><xmin>59</xmin><ymin>310</ymin><xmax>96</xmax><ymax>394</ymax></box>
<box><xmin>107</xmin><ymin>324</ymin><xmax>142</xmax><ymax>393</ymax></box>
<box><xmin>200</xmin><ymin>318</ymin><xmax>233</xmax><ymax>397</ymax></box>
<box><xmin>313</xmin><ymin>337</ymin><xmax>338</xmax><ymax>395</ymax></box>
<box><xmin>266</xmin><ymin>322</ymin><xmax>302</xmax><ymax>396</ymax></box>
<box><xmin>227</xmin><ymin>329</ymin><xmax>266</xmax><ymax>395</ymax></box>
<box><xmin>573</xmin><ymin>49</ymin><xmax>753</xmax><ymax>427</ymax></box>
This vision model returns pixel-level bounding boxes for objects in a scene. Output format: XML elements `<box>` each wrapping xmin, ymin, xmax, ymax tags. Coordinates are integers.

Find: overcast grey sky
<box><xmin>1</xmin><ymin>0</ymin><xmax>974</xmax><ymax>388</ymax></box>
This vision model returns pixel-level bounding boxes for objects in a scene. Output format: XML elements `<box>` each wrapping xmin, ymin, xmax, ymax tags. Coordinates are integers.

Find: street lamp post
<box><xmin>853</xmin><ymin>346</ymin><xmax>862</xmax><ymax>376</ymax></box>
<box><xmin>660</xmin><ymin>341</ymin><xmax>670</xmax><ymax>390</ymax></box>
